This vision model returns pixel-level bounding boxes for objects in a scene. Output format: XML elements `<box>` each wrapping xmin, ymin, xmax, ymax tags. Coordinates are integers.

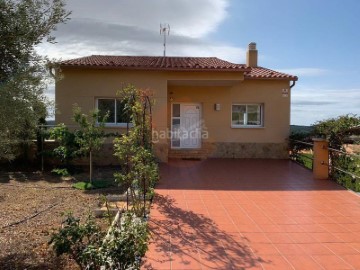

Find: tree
<box><xmin>73</xmin><ymin>106</ymin><xmax>107</xmax><ymax>183</ymax></box>
<box><xmin>0</xmin><ymin>0</ymin><xmax>70</xmax><ymax>160</ymax></box>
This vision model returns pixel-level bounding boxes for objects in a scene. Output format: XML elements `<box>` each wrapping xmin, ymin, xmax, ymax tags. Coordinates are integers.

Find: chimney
<box><xmin>246</xmin><ymin>42</ymin><xmax>258</xmax><ymax>67</ymax></box>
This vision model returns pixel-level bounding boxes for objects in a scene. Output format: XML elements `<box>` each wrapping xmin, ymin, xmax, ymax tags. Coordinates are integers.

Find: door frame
<box><xmin>171</xmin><ymin>102</ymin><xmax>202</xmax><ymax>149</ymax></box>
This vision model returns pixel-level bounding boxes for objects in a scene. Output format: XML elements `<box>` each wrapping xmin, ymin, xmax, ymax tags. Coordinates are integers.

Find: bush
<box><xmin>313</xmin><ymin>114</ymin><xmax>360</xmax><ymax>191</ymax></box>
<box><xmin>49</xmin><ymin>212</ymin><xmax>149</xmax><ymax>270</ymax></box>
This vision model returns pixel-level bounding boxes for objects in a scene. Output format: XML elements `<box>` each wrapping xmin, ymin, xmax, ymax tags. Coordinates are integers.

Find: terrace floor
<box><xmin>142</xmin><ymin>159</ymin><xmax>360</xmax><ymax>270</ymax></box>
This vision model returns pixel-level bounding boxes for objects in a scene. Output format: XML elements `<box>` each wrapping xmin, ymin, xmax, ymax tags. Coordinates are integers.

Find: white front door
<box><xmin>171</xmin><ymin>103</ymin><xmax>201</xmax><ymax>149</ymax></box>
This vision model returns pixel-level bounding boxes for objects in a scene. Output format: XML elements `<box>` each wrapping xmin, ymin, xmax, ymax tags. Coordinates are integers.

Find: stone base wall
<box><xmin>207</xmin><ymin>142</ymin><xmax>289</xmax><ymax>159</ymax></box>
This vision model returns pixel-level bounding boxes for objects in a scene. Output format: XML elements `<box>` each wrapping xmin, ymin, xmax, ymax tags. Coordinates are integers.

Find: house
<box><xmin>56</xmin><ymin>42</ymin><xmax>298</xmax><ymax>163</ymax></box>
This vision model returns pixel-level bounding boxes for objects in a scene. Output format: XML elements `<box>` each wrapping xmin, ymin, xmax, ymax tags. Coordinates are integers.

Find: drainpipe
<box><xmin>290</xmin><ymin>80</ymin><xmax>296</xmax><ymax>89</ymax></box>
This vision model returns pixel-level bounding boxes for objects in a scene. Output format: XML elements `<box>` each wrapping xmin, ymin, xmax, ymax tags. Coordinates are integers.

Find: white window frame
<box><xmin>96</xmin><ymin>98</ymin><xmax>130</xmax><ymax>127</ymax></box>
<box><xmin>171</xmin><ymin>103</ymin><xmax>181</xmax><ymax>149</ymax></box>
<box><xmin>231</xmin><ymin>103</ymin><xmax>264</xmax><ymax>128</ymax></box>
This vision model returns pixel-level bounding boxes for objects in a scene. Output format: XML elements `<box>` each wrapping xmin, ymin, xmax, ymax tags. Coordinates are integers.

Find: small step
<box><xmin>168</xmin><ymin>149</ymin><xmax>208</xmax><ymax>159</ymax></box>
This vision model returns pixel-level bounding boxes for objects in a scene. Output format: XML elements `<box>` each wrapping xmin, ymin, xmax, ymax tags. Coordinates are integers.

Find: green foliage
<box><xmin>289</xmin><ymin>131</ymin><xmax>313</xmax><ymax>169</ymax></box>
<box><xmin>49</xmin><ymin>123</ymin><xmax>80</xmax><ymax>164</ymax></box>
<box><xmin>332</xmin><ymin>155</ymin><xmax>360</xmax><ymax>192</ymax></box>
<box><xmin>313</xmin><ymin>114</ymin><xmax>360</xmax><ymax>149</ymax></box>
<box><xmin>296</xmin><ymin>153</ymin><xmax>313</xmax><ymax>170</ymax></box>
<box><xmin>51</xmin><ymin>168</ymin><xmax>70</xmax><ymax>177</ymax></box>
<box><xmin>313</xmin><ymin>114</ymin><xmax>360</xmax><ymax>191</ymax></box>
<box><xmin>114</xmin><ymin>85</ymin><xmax>159</xmax><ymax>217</ymax></box>
<box><xmin>0</xmin><ymin>0</ymin><xmax>70</xmax><ymax>161</ymax></box>
<box><xmin>73</xmin><ymin>105</ymin><xmax>107</xmax><ymax>182</ymax></box>
<box><xmin>49</xmin><ymin>212</ymin><xmax>149</xmax><ymax>270</ymax></box>
<box><xmin>72</xmin><ymin>180</ymin><xmax>114</xmax><ymax>190</ymax></box>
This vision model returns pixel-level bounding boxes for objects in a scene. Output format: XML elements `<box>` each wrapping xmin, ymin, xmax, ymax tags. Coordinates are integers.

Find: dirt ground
<box><xmin>0</xmin><ymin>166</ymin><xmax>124</xmax><ymax>270</ymax></box>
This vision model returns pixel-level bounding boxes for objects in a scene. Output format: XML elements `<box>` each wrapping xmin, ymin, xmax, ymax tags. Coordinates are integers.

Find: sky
<box><xmin>36</xmin><ymin>0</ymin><xmax>360</xmax><ymax>125</ymax></box>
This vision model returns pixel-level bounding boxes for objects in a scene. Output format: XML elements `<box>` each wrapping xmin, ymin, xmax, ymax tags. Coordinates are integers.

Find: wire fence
<box><xmin>289</xmin><ymin>139</ymin><xmax>360</xmax><ymax>191</ymax></box>
<box><xmin>289</xmin><ymin>139</ymin><xmax>314</xmax><ymax>170</ymax></box>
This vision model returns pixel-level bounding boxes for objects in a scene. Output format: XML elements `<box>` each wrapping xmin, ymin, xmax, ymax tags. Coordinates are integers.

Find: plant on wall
<box><xmin>113</xmin><ymin>84</ymin><xmax>159</xmax><ymax>217</ymax></box>
<box><xmin>73</xmin><ymin>105</ymin><xmax>108</xmax><ymax>183</ymax></box>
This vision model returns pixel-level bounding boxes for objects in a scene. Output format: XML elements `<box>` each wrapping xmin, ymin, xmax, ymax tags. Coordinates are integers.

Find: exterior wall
<box><xmin>55</xmin><ymin>68</ymin><xmax>244</xmax><ymax>162</ymax></box>
<box><xmin>168</xmin><ymin>79</ymin><xmax>291</xmax><ymax>159</ymax></box>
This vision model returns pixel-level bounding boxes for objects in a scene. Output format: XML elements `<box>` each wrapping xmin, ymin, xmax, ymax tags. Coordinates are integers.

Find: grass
<box><xmin>73</xmin><ymin>179</ymin><xmax>115</xmax><ymax>190</ymax></box>
<box><xmin>296</xmin><ymin>153</ymin><xmax>313</xmax><ymax>170</ymax></box>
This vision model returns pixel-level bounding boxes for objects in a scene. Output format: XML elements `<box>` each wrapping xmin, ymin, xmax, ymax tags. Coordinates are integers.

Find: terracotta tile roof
<box><xmin>60</xmin><ymin>55</ymin><xmax>248</xmax><ymax>71</ymax></box>
<box><xmin>60</xmin><ymin>55</ymin><xmax>298</xmax><ymax>80</ymax></box>
<box><xmin>245</xmin><ymin>66</ymin><xmax>298</xmax><ymax>81</ymax></box>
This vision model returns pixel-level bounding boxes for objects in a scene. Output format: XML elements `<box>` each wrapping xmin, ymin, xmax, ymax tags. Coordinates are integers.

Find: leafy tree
<box><xmin>48</xmin><ymin>123</ymin><xmax>80</xmax><ymax>171</ymax></box>
<box><xmin>73</xmin><ymin>106</ymin><xmax>107</xmax><ymax>183</ymax></box>
<box><xmin>0</xmin><ymin>0</ymin><xmax>70</xmax><ymax>160</ymax></box>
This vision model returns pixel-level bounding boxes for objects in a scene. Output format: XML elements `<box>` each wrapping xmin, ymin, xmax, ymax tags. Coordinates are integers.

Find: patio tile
<box><xmin>265</xmin><ymin>232</ymin><xmax>294</xmax><ymax>243</ymax></box>
<box><xmin>342</xmin><ymin>254</ymin><xmax>360</xmax><ymax>269</ymax></box>
<box><xmin>285</xmin><ymin>255</ymin><xmax>323</xmax><ymax>270</ymax></box>
<box><xmin>171</xmin><ymin>251</ymin><xmax>201</xmax><ymax>270</ymax></box>
<box><xmin>324</xmin><ymin>242</ymin><xmax>360</xmax><ymax>255</ymax></box>
<box><xmin>288</xmin><ymin>232</ymin><xmax>316</xmax><ymax>244</ymax></box>
<box><xmin>312</xmin><ymin>254</ymin><xmax>353</xmax><ymax>269</ymax></box>
<box><xmin>299</xmin><ymin>243</ymin><xmax>333</xmax><ymax>255</ymax></box>
<box><xmin>241</xmin><ymin>232</ymin><xmax>271</xmax><ymax>243</ymax></box>
<box><xmin>144</xmin><ymin>159</ymin><xmax>360</xmax><ymax>270</ymax></box>
<box><xmin>274</xmin><ymin>243</ymin><xmax>306</xmax><ymax>255</ymax></box>
<box><xmin>333</xmin><ymin>232</ymin><xmax>360</xmax><ymax>243</ymax></box>
<box><xmin>249</xmin><ymin>243</ymin><xmax>280</xmax><ymax>255</ymax></box>
<box><xmin>260</xmin><ymin>255</ymin><xmax>294</xmax><ymax>270</ymax></box>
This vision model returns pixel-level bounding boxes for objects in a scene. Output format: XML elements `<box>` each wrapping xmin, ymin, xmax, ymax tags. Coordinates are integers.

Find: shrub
<box><xmin>313</xmin><ymin>114</ymin><xmax>360</xmax><ymax>191</ymax></box>
<box><xmin>49</xmin><ymin>212</ymin><xmax>149</xmax><ymax>270</ymax></box>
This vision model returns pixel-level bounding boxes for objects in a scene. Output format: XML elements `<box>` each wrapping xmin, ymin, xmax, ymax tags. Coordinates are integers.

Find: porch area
<box><xmin>142</xmin><ymin>159</ymin><xmax>360</xmax><ymax>270</ymax></box>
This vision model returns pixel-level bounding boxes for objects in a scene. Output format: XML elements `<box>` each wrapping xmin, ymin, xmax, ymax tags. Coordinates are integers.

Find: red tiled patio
<box><xmin>142</xmin><ymin>159</ymin><xmax>360</xmax><ymax>270</ymax></box>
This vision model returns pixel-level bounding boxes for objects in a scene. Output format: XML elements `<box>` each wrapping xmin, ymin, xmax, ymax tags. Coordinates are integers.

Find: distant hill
<box><xmin>290</xmin><ymin>125</ymin><xmax>314</xmax><ymax>134</ymax></box>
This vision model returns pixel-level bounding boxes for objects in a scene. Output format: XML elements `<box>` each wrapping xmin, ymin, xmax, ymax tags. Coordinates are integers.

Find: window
<box><xmin>97</xmin><ymin>98</ymin><xmax>130</xmax><ymax>126</ymax></box>
<box><xmin>232</xmin><ymin>104</ymin><xmax>263</xmax><ymax>127</ymax></box>
<box><xmin>171</xmin><ymin>104</ymin><xmax>181</xmax><ymax>148</ymax></box>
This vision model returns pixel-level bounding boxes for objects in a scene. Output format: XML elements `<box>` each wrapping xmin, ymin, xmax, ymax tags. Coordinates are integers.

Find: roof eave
<box><xmin>59</xmin><ymin>64</ymin><xmax>251</xmax><ymax>72</ymax></box>
<box><xmin>245</xmin><ymin>76</ymin><xmax>298</xmax><ymax>81</ymax></box>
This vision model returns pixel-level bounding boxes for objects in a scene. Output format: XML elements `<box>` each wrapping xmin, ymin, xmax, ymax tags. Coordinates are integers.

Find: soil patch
<box><xmin>0</xmin><ymin>167</ymin><xmax>124</xmax><ymax>270</ymax></box>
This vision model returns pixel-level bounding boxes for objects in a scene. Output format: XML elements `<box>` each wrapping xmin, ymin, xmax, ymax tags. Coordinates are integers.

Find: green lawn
<box><xmin>296</xmin><ymin>153</ymin><xmax>313</xmax><ymax>170</ymax></box>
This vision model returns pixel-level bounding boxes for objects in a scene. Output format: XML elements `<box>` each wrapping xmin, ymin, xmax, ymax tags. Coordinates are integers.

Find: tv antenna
<box><xmin>160</xmin><ymin>23</ymin><xmax>170</xmax><ymax>57</ymax></box>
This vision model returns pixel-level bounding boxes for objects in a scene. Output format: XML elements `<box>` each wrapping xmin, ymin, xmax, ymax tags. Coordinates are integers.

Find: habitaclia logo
<box><xmin>152</xmin><ymin>119</ymin><xmax>209</xmax><ymax>143</ymax></box>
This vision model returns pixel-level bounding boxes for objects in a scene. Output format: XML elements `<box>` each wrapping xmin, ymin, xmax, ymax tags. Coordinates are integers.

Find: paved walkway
<box><xmin>142</xmin><ymin>159</ymin><xmax>360</xmax><ymax>270</ymax></box>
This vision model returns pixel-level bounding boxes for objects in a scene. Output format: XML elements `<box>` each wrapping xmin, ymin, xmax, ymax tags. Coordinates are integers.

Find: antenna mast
<box><xmin>160</xmin><ymin>23</ymin><xmax>170</xmax><ymax>57</ymax></box>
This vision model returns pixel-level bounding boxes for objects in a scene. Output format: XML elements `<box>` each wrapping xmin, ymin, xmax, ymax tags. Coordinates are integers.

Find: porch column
<box><xmin>312</xmin><ymin>138</ymin><xmax>329</xmax><ymax>180</ymax></box>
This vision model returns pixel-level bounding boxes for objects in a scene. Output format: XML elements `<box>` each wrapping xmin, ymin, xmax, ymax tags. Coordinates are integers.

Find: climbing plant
<box><xmin>113</xmin><ymin>85</ymin><xmax>159</xmax><ymax>217</ymax></box>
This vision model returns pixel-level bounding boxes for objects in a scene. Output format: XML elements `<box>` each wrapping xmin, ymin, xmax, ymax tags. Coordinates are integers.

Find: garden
<box><xmin>0</xmin><ymin>85</ymin><xmax>159</xmax><ymax>270</ymax></box>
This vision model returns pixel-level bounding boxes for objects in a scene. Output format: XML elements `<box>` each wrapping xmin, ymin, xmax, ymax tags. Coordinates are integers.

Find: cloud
<box><xmin>36</xmin><ymin>0</ymin><xmax>244</xmax><ymax>62</ymax></box>
<box><xmin>279</xmin><ymin>68</ymin><xmax>328</xmax><ymax>77</ymax></box>
<box><xmin>66</xmin><ymin>0</ymin><xmax>229</xmax><ymax>38</ymax></box>
<box><xmin>291</xmin><ymin>87</ymin><xmax>360</xmax><ymax>125</ymax></box>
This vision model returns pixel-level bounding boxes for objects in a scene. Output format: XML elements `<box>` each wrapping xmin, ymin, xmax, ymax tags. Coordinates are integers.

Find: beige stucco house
<box><xmin>56</xmin><ymin>43</ymin><xmax>298</xmax><ymax>163</ymax></box>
